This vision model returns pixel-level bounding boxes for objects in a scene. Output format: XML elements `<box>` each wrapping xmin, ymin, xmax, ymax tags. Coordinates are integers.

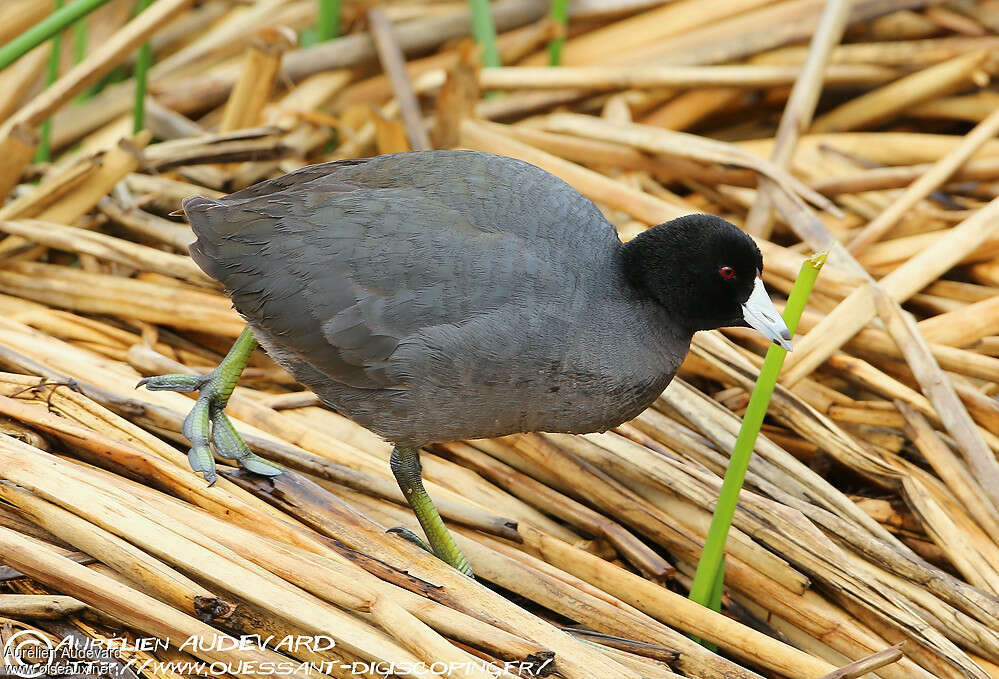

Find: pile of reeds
<box><xmin>2</xmin><ymin>1</ymin><xmax>999</xmax><ymax>678</ymax></box>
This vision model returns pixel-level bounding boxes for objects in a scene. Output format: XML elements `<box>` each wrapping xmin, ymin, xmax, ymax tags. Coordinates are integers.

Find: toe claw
<box><xmin>209</xmin><ymin>404</ymin><xmax>283</xmax><ymax>475</ymax></box>
<box><xmin>239</xmin><ymin>454</ymin><xmax>283</xmax><ymax>476</ymax></box>
<box><xmin>137</xmin><ymin>373</ymin><xmax>207</xmax><ymax>393</ymax></box>
<box><xmin>187</xmin><ymin>446</ymin><xmax>218</xmax><ymax>485</ymax></box>
<box><xmin>387</xmin><ymin>527</ymin><xmax>433</xmax><ymax>553</ymax></box>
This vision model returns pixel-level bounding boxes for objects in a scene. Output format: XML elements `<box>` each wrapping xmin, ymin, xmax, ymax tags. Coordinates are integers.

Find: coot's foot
<box><xmin>137</xmin><ymin>327</ymin><xmax>282</xmax><ymax>484</ymax></box>
<box><xmin>390</xmin><ymin>446</ymin><xmax>474</xmax><ymax>577</ymax></box>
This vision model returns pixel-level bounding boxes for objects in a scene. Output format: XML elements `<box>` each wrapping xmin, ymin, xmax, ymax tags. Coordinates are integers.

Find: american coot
<box><xmin>140</xmin><ymin>150</ymin><xmax>791</xmax><ymax>576</ymax></box>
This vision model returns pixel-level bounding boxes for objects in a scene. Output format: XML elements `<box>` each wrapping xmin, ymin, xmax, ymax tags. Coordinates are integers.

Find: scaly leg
<box><xmin>390</xmin><ymin>445</ymin><xmax>474</xmax><ymax>576</ymax></box>
<box><xmin>138</xmin><ymin>327</ymin><xmax>282</xmax><ymax>484</ymax></box>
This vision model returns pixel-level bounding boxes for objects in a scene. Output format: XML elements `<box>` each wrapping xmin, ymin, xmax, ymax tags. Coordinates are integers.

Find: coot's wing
<box><xmin>186</xmin><ymin>151</ymin><xmax>619</xmax><ymax>390</ymax></box>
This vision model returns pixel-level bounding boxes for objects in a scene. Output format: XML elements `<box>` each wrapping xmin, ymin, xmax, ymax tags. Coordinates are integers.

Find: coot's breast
<box><xmin>252</xmin><ymin>268</ymin><xmax>690</xmax><ymax>446</ymax></box>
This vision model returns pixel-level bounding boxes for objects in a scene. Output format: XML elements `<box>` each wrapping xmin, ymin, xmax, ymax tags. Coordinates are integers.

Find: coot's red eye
<box><xmin>719</xmin><ymin>266</ymin><xmax>735</xmax><ymax>279</ymax></box>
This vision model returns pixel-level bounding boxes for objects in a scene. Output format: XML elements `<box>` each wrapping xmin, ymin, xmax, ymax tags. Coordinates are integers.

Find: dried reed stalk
<box><xmin>0</xmin><ymin>523</ymin><xmax>292</xmax><ymax>674</ymax></box>
<box><xmin>848</xmin><ymin>106</ymin><xmax>999</xmax><ymax>254</ymax></box>
<box><xmin>477</xmin><ymin>63</ymin><xmax>895</xmax><ymax>91</ymax></box>
<box><xmin>0</xmin><ymin>0</ymin><xmax>197</xmax><ymax>199</ymax></box>
<box><xmin>810</xmin><ymin>50</ymin><xmax>989</xmax><ymax>133</ymax></box>
<box><xmin>3</xmin><ymin>3</ymin><xmax>999</xmax><ymax>677</ymax></box>
<box><xmin>744</xmin><ymin>0</ymin><xmax>851</xmax><ymax>238</ymax></box>
<box><xmin>368</xmin><ymin>8</ymin><xmax>429</xmax><ymax>152</ymax></box>
<box><xmin>783</xmin><ymin>197</ymin><xmax>999</xmax><ymax>384</ymax></box>
<box><xmin>219</xmin><ymin>28</ymin><xmax>294</xmax><ymax>134</ymax></box>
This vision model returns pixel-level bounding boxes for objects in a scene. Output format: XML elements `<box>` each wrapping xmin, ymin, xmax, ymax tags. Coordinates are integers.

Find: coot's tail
<box><xmin>182</xmin><ymin>193</ymin><xmax>296</xmax><ymax>308</ymax></box>
<box><xmin>183</xmin><ymin>195</ymin><xmax>231</xmax><ymax>284</ymax></box>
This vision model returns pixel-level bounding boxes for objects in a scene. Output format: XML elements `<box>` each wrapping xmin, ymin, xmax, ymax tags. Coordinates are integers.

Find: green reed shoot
<box><xmin>688</xmin><ymin>251</ymin><xmax>827</xmax><ymax>615</ymax></box>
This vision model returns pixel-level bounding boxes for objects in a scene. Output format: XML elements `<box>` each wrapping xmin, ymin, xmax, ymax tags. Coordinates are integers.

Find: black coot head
<box><xmin>622</xmin><ymin>213</ymin><xmax>774</xmax><ymax>334</ymax></box>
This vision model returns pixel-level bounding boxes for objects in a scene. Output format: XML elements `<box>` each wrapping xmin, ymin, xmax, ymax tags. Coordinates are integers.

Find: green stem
<box><xmin>467</xmin><ymin>0</ymin><xmax>500</xmax><ymax>68</ymax></box>
<box><xmin>36</xmin><ymin>0</ymin><xmax>65</xmax><ymax>163</ymax></box>
<box><xmin>688</xmin><ymin>251</ymin><xmax>827</xmax><ymax>611</ymax></box>
<box><xmin>708</xmin><ymin>554</ymin><xmax>726</xmax><ymax>612</ymax></box>
<box><xmin>547</xmin><ymin>0</ymin><xmax>569</xmax><ymax>66</ymax></box>
<box><xmin>132</xmin><ymin>0</ymin><xmax>154</xmax><ymax>133</ymax></box>
<box><xmin>73</xmin><ymin>16</ymin><xmax>88</xmax><ymax>103</ymax></box>
<box><xmin>317</xmin><ymin>0</ymin><xmax>341</xmax><ymax>41</ymax></box>
<box><xmin>0</xmin><ymin>0</ymin><xmax>113</xmax><ymax>71</ymax></box>
<box><xmin>73</xmin><ymin>17</ymin><xmax>88</xmax><ymax>64</ymax></box>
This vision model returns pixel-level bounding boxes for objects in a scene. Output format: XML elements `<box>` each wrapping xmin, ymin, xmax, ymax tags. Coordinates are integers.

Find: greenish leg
<box><xmin>390</xmin><ymin>446</ymin><xmax>474</xmax><ymax>576</ymax></box>
<box><xmin>137</xmin><ymin>327</ymin><xmax>282</xmax><ymax>484</ymax></box>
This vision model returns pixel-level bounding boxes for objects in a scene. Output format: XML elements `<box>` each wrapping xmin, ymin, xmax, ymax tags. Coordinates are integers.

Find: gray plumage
<box><xmin>185</xmin><ymin>151</ymin><xmax>722</xmax><ymax>446</ymax></box>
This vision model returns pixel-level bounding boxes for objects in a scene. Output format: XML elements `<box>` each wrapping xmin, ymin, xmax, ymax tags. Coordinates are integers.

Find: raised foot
<box><xmin>138</xmin><ymin>369</ymin><xmax>282</xmax><ymax>484</ymax></box>
<box><xmin>136</xmin><ymin>328</ymin><xmax>281</xmax><ymax>485</ymax></box>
